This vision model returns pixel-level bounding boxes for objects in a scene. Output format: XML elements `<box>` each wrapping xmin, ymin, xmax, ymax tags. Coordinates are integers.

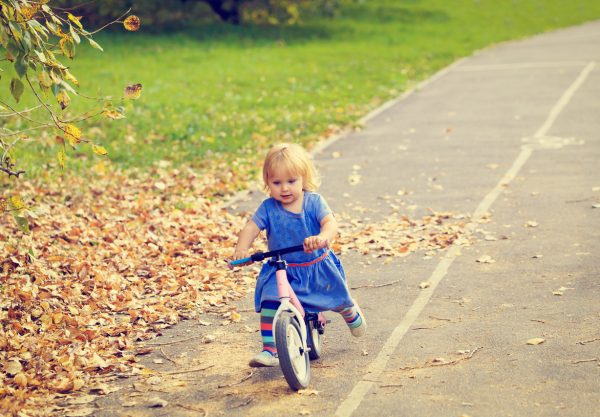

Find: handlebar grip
<box><xmin>230</xmin><ymin>257</ymin><xmax>251</xmax><ymax>266</ymax></box>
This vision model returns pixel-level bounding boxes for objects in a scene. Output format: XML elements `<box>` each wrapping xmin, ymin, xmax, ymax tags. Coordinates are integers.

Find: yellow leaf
<box><xmin>67</xmin><ymin>13</ymin><xmax>83</xmax><ymax>29</ymax></box>
<box><xmin>20</xmin><ymin>5</ymin><xmax>40</xmax><ymax>20</ymax></box>
<box><xmin>102</xmin><ymin>108</ymin><xmax>125</xmax><ymax>120</ymax></box>
<box><xmin>57</xmin><ymin>90</ymin><xmax>70</xmax><ymax>110</ymax></box>
<box><xmin>14</xmin><ymin>373</ymin><xmax>28</xmax><ymax>388</ymax></box>
<box><xmin>57</xmin><ymin>149</ymin><xmax>66</xmax><ymax>169</ymax></box>
<box><xmin>38</xmin><ymin>70</ymin><xmax>53</xmax><ymax>88</ymax></box>
<box><xmin>124</xmin><ymin>83</ymin><xmax>142</xmax><ymax>100</ymax></box>
<box><xmin>526</xmin><ymin>338</ymin><xmax>545</xmax><ymax>345</ymax></box>
<box><xmin>64</xmin><ymin>70</ymin><xmax>79</xmax><ymax>86</ymax></box>
<box><xmin>92</xmin><ymin>144</ymin><xmax>108</xmax><ymax>156</ymax></box>
<box><xmin>62</xmin><ymin>124</ymin><xmax>81</xmax><ymax>144</ymax></box>
<box><xmin>123</xmin><ymin>15</ymin><xmax>141</xmax><ymax>31</ymax></box>
<box><xmin>9</xmin><ymin>195</ymin><xmax>27</xmax><ymax>211</ymax></box>
<box><xmin>59</xmin><ymin>36</ymin><xmax>76</xmax><ymax>59</ymax></box>
<box><xmin>73</xmin><ymin>378</ymin><xmax>85</xmax><ymax>391</ymax></box>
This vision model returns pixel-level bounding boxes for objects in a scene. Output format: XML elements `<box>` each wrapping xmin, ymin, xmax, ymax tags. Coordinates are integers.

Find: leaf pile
<box><xmin>336</xmin><ymin>210</ymin><xmax>474</xmax><ymax>259</ymax></box>
<box><xmin>0</xmin><ymin>167</ymin><xmax>253</xmax><ymax>416</ymax></box>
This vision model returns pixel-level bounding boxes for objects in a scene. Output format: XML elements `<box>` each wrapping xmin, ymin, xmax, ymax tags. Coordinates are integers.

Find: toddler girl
<box><xmin>232</xmin><ymin>143</ymin><xmax>366</xmax><ymax>367</ymax></box>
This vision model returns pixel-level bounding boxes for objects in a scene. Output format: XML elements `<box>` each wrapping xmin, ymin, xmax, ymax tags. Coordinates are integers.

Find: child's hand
<box><xmin>304</xmin><ymin>235</ymin><xmax>329</xmax><ymax>253</ymax></box>
<box><xmin>229</xmin><ymin>250</ymin><xmax>251</xmax><ymax>269</ymax></box>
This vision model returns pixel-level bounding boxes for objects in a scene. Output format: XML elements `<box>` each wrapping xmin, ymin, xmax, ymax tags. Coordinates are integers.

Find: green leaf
<box><xmin>8</xmin><ymin>22</ymin><xmax>22</xmax><ymax>42</ymax></box>
<box><xmin>10</xmin><ymin>77</ymin><xmax>24</xmax><ymax>102</ymax></box>
<box><xmin>14</xmin><ymin>55</ymin><xmax>28</xmax><ymax>78</ymax></box>
<box><xmin>34</xmin><ymin>49</ymin><xmax>47</xmax><ymax>63</ymax></box>
<box><xmin>88</xmin><ymin>38</ymin><xmax>103</xmax><ymax>51</ymax></box>
<box><xmin>69</xmin><ymin>24</ymin><xmax>80</xmax><ymax>44</ymax></box>
<box><xmin>13</xmin><ymin>215</ymin><xmax>30</xmax><ymax>234</ymax></box>
<box><xmin>6</xmin><ymin>39</ymin><xmax>20</xmax><ymax>61</ymax></box>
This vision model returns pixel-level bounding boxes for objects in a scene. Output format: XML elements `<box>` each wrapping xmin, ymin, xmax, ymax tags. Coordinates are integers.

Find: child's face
<box><xmin>267</xmin><ymin>166</ymin><xmax>304</xmax><ymax>209</ymax></box>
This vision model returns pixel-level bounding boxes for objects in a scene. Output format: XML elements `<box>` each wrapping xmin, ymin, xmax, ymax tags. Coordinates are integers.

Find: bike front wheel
<box><xmin>275</xmin><ymin>311</ymin><xmax>310</xmax><ymax>390</ymax></box>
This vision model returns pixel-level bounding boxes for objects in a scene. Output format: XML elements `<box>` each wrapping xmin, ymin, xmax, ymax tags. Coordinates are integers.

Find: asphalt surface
<box><xmin>94</xmin><ymin>20</ymin><xmax>600</xmax><ymax>417</ymax></box>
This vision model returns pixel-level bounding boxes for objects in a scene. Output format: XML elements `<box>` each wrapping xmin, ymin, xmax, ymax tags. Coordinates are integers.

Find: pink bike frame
<box><xmin>276</xmin><ymin>269</ymin><xmax>305</xmax><ymax>317</ymax></box>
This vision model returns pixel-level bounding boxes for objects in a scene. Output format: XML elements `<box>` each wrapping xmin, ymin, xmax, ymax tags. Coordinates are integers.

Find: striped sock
<box><xmin>260</xmin><ymin>300</ymin><xmax>279</xmax><ymax>356</ymax></box>
<box><xmin>336</xmin><ymin>305</ymin><xmax>363</xmax><ymax>330</ymax></box>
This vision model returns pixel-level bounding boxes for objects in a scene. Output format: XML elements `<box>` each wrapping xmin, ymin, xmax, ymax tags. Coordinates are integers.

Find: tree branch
<box><xmin>0</xmin><ymin>165</ymin><xmax>26</xmax><ymax>178</ymax></box>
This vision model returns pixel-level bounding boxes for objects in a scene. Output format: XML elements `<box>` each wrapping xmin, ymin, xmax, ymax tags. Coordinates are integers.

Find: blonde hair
<box><xmin>262</xmin><ymin>143</ymin><xmax>320</xmax><ymax>191</ymax></box>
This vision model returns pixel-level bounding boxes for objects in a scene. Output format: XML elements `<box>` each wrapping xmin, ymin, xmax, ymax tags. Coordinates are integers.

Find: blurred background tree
<box><xmin>51</xmin><ymin>0</ymin><xmax>342</xmax><ymax>28</ymax></box>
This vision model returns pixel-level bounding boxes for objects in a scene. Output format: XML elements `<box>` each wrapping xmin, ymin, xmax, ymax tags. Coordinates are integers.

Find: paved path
<box><xmin>95</xmin><ymin>20</ymin><xmax>600</xmax><ymax>417</ymax></box>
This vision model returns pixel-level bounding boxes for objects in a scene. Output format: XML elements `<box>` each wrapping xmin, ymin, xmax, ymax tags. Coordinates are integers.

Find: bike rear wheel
<box><xmin>306</xmin><ymin>316</ymin><xmax>323</xmax><ymax>360</ymax></box>
<box><xmin>275</xmin><ymin>311</ymin><xmax>310</xmax><ymax>390</ymax></box>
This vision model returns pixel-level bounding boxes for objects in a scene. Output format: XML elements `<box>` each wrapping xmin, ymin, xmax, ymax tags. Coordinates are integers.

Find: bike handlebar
<box><xmin>229</xmin><ymin>244</ymin><xmax>306</xmax><ymax>267</ymax></box>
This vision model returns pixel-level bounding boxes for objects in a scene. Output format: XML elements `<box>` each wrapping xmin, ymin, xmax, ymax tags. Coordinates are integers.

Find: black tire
<box><xmin>275</xmin><ymin>311</ymin><xmax>310</xmax><ymax>390</ymax></box>
<box><xmin>306</xmin><ymin>318</ymin><xmax>323</xmax><ymax>360</ymax></box>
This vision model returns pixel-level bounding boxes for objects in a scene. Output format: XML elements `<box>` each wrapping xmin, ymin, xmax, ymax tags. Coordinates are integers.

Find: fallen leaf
<box><xmin>476</xmin><ymin>255</ymin><xmax>496</xmax><ymax>264</ymax></box>
<box><xmin>230</xmin><ymin>311</ymin><xmax>242</xmax><ymax>322</ymax></box>
<box><xmin>5</xmin><ymin>359</ymin><xmax>22</xmax><ymax>376</ymax></box>
<box><xmin>553</xmin><ymin>286</ymin><xmax>572</xmax><ymax>296</ymax></box>
<box><xmin>526</xmin><ymin>338</ymin><xmax>545</xmax><ymax>345</ymax></box>
<box><xmin>14</xmin><ymin>373</ymin><xmax>28</xmax><ymax>387</ymax></box>
<box><xmin>419</xmin><ymin>281</ymin><xmax>431</xmax><ymax>289</ymax></box>
<box><xmin>348</xmin><ymin>173</ymin><xmax>362</xmax><ymax>185</ymax></box>
<box><xmin>148</xmin><ymin>397</ymin><xmax>168</xmax><ymax>408</ymax></box>
<box><xmin>524</xmin><ymin>221</ymin><xmax>539</xmax><ymax>228</ymax></box>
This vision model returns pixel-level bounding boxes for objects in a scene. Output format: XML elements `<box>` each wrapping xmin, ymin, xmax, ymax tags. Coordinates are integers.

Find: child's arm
<box><xmin>304</xmin><ymin>213</ymin><xmax>338</xmax><ymax>252</ymax></box>
<box><xmin>233</xmin><ymin>220</ymin><xmax>261</xmax><ymax>261</ymax></box>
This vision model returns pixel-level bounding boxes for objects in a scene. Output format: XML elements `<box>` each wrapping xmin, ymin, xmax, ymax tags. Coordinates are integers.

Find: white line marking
<box><xmin>533</xmin><ymin>62</ymin><xmax>595</xmax><ymax>139</ymax></box>
<box><xmin>335</xmin><ymin>61</ymin><xmax>596</xmax><ymax>417</ymax></box>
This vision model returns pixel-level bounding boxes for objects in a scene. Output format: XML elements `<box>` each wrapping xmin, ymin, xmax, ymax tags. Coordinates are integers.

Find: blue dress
<box><xmin>252</xmin><ymin>192</ymin><xmax>354</xmax><ymax>313</ymax></box>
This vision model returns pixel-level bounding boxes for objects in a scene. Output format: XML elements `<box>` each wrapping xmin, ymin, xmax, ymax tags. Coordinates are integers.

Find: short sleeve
<box><xmin>251</xmin><ymin>199</ymin><xmax>270</xmax><ymax>231</ymax></box>
<box><xmin>313</xmin><ymin>193</ymin><xmax>332</xmax><ymax>223</ymax></box>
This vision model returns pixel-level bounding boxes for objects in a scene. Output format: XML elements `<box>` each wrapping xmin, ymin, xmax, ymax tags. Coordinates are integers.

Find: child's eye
<box><xmin>273</xmin><ymin>181</ymin><xmax>281</xmax><ymax>185</ymax></box>
<box><xmin>289</xmin><ymin>179</ymin><xmax>296</xmax><ymax>184</ymax></box>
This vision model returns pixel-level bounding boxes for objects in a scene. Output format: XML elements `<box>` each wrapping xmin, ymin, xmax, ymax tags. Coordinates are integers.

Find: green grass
<box><xmin>5</xmin><ymin>0</ymin><xmax>600</xmax><ymax>178</ymax></box>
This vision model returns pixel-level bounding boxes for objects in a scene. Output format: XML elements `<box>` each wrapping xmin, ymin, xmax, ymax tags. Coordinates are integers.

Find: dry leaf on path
<box><xmin>526</xmin><ymin>338</ymin><xmax>545</xmax><ymax>345</ymax></box>
<box><xmin>476</xmin><ymin>255</ymin><xmax>496</xmax><ymax>264</ymax></box>
<box><xmin>149</xmin><ymin>397</ymin><xmax>169</xmax><ymax>408</ymax></box>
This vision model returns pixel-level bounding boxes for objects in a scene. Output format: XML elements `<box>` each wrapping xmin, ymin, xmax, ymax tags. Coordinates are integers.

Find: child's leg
<box><xmin>249</xmin><ymin>300</ymin><xmax>280</xmax><ymax>367</ymax></box>
<box><xmin>259</xmin><ymin>300</ymin><xmax>279</xmax><ymax>355</ymax></box>
<box><xmin>334</xmin><ymin>300</ymin><xmax>366</xmax><ymax>337</ymax></box>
